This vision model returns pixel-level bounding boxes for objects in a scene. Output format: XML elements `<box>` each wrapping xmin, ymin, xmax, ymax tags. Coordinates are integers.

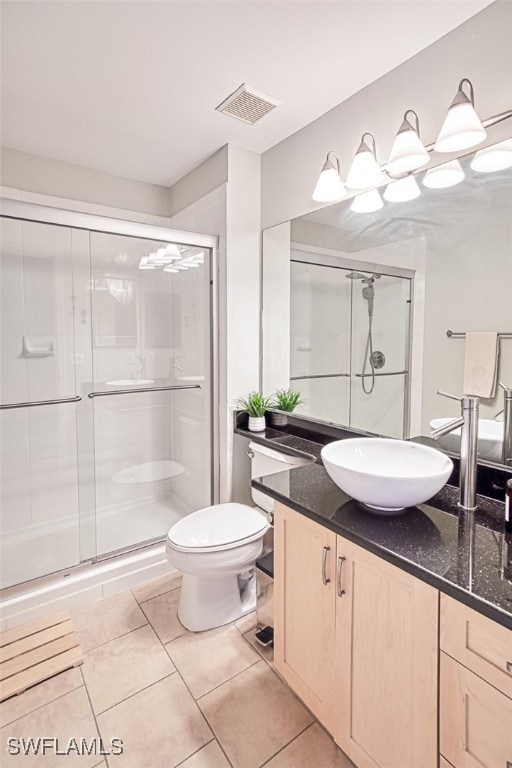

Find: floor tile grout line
<box><xmin>172</xmin><ymin>737</ymin><xmax>216</xmax><ymax>768</ymax></box>
<box><xmin>258</xmin><ymin>721</ymin><xmax>316</xmax><ymax>768</ymax></box>
<box><xmin>132</xmin><ymin>582</ymin><xmax>182</xmax><ymax>606</ymax></box>
<box><xmin>0</xmin><ymin>677</ymin><xmax>85</xmax><ymax>728</ymax></box>
<box><xmin>79</xmin><ymin>666</ymin><xmax>111</xmax><ymax>768</ymax></box>
<box><xmin>91</xmin><ymin>671</ymin><xmax>177</xmax><ymax>718</ymax></box>
<box><xmin>83</xmin><ymin>620</ymin><xmax>166</xmax><ymax>660</ymax></box>
<box><xmin>167</xmin><ymin>651</ymin><xmax>236</xmax><ymax>768</ymax></box>
<box><xmin>193</xmin><ymin>657</ymin><xmax>263</xmax><ymax>702</ymax></box>
<box><xmin>78</xmin><ymin>619</ymin><xmax>148</xmax><ymax>654</ymax></box>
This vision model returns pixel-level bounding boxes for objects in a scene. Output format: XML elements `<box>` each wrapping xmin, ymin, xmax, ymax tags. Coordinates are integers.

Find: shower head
<box><xmin>345</xmin><ymin>271</ymin><xmax>367</xmax><ymax>280</ymax></box>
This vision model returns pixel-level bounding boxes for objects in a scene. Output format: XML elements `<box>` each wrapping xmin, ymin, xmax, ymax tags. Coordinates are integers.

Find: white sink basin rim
<box><xmin>321</xmin><ymin>438</ymin><xmax>453</xmax><ymax>513</ymax></box>
<box><xmin>429</xmin><ymin>418</ymin><xmax>503</xmax><ymax>462</ymax></box>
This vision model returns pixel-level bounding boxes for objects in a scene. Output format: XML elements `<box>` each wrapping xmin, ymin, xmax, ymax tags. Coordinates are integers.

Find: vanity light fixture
<box><xmin>422</xmin><ymin>159</ymin><xmax>465</xmax><ymax>189</ymax></box>
<box><xmin>350</xmin><ymin>189</ymin><xmax>384</xmax><ymax>213</ymax></box>
<box><xmin>434</xmin><ymin>78</ymin><xmax>487</xmax><ymax>153</ymax></box>
<box><xmin>346</xmin><ymin>133</ymin><xmax>385</xmax><ymax>189</ymax></box>
<box><xmin>383</xmin><ymin>175</ymin><xmax>421</xmax><ymax>203</ymax></box>
<box><xmin>138</xmin><ymin>256</ymin><xmax>157</xmax><ymax>270</ymax></box>
<box><xmin>470</xmin><ymin>139</ymin><xmax>512</xmax><ymax>172</ymax></box>
<box><xmin>387</xmin><ymin>110</ymin><xmax>429</xmax><ymax>176</ymax></box>
<box><xmin>312</xmin><ymin>152</ymin><xmax>346</xmax><ymax>202</ymax></box>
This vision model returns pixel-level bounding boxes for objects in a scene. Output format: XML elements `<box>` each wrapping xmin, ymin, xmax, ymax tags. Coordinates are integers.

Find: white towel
<box><xmin>463</xmin><ymin>332</ymin><xmax>499</xmax><ymax>398</ymax></box>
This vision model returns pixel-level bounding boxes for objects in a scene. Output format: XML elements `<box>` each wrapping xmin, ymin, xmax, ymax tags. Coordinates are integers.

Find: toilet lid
<box><xmin>167</xmin><ymin>503</ymin><xmax>268</xmax><ymax>551</ymax></box>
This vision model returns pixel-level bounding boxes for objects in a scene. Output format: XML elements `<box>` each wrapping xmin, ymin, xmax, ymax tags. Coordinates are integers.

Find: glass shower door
<box><xmin>88</xmin><ymin>232</ymin><xmax>211</xmax><ymax>557</ymax></box>
<box><xmin>0</xmin><ymin>219</ymin><xmax>83</xmax><ymax>588</ymax></box>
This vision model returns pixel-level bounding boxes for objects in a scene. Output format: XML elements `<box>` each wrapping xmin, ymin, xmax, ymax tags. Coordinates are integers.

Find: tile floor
<box><xmin>0</xmin><ymin>572</ymin><xmax>354</xmax><ymax>767</ymax></box>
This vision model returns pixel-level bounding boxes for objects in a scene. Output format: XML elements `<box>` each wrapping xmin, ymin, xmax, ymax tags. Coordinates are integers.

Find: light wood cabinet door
<box><xmin>274</xmin><ymin>502</ymin><xmax>337</xmax><ymax>731</ymax></box>
<box><xmin>334</xmin><ymin>536</ymin><xmax>438</xmax><ymax>768</ymax></box>
<box><xmin>440</xmin><ymin>651</ymin><xmax>512</xmax><ymax>768</ymax></box>
<box><xmin>440</xmin><ymin>593</ymin><xmax>512</xmax><ymax>699</ymax></box>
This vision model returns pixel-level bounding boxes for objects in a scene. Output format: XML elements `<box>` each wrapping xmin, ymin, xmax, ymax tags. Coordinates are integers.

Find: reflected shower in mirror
<box><xmin>262</xmin><ymin>134</ymin><xmax>512</xmax><ymax>467</ymax></box>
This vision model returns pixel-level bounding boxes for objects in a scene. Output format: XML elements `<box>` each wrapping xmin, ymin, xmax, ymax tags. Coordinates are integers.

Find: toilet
<box><xmin>166</xmin><ymin>441</ymin><xmax>312</xmax><ymax>631</ymax></box>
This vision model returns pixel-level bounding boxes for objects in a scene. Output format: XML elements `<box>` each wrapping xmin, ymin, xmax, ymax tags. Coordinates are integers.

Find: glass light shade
<box><xmin>138</xmin><ymin>256</ymin><xmax>156</xmax><ymax>270</ymax></box>
<box><xmin>434</xmin><ymin>101</ymin><xmax>486</xmax><ymax>153</ymax></box>
<box><xmin>350</xmin><ymin>189</ymin><xmax>384</xmax><ymax>213</ymax></box>
<box><xmin>422</xmin><ymin>159</ymin><xmax>465</xmax><ymax>189</ymax></box>
<box><xmin>165</xmin><ymin>244</ymin><xmax>181</xmax><ymax>258</ymax></box>
<box><xmin>163</xmin><ymin>265</ymin><xmax>179</xmax><ymax>273</ymax></box>
<box><xmin>312</xmin><ymin>157</ymin><xmax>346</xmax><ymax>202</ymax></box>
<box><xmin>346</xmin><ymin>144</ymin><xmax>385</xmax><ymax>189</ymax></box>
<box><xmin>387</xmin><ymin>122</ymin><xmax>429</xmax><ymax>175</ymax></box>
<box><xmin>383</xmin><ymin>175</ymin><xmax>421</xmax><ymax>203</ymax></box>
<box><xmin>470</xmin><ymin>139</ymin><xmax>512</xmax><ymax>172</ymax></box>
<box><xmin>182</xmin><ymin>261</ymin><xmax>200</xmax><ymax>268</ymax></box>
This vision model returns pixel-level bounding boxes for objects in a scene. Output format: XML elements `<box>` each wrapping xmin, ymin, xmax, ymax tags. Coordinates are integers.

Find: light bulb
<box><xmin>470</xmin><ymin>139</ymin><xmax>512</xmax><ymax>172</ymax></box>
<box><xmin>346</xmin><ymin>133</ymin><xmax>385</xmax><ymax>189</ymax></box>
<box><xmin>350</xmin><ymin>189</ymin><xmax>384</xmax><ymax>213</ymax></box>
<box><xmin>434</xmin><ymin>78</ymin><xmax>486</xmax><ymax>153</ymax></box>
<box><xmin>383</xmin><ymin>175</ymin><xmax>421</xmax><ymax>203</ymax></box>
<box><xmin>312</xmin><ymin>152</ymin><xmax>346</xmax><ymax>202</ymax></box>
<box><xmin>422</xmin><ymin>159</ymin><xmax>465</xmax><ymax>189</ymax></box>
<box><xmin>387</xmin><ymin>110</ymin><xmax>429</xmax><ymax>176</ymax></box>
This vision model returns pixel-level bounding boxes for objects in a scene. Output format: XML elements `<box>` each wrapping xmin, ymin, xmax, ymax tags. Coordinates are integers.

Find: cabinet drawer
<box><xmin>440</xmin><ymin>594</ymin><xmax>512</xmax><ymax>698</ymax></box>
<box><xmin>440</xmin><ymin>652</ymin><xmax>512</xmax><ymax>768</ymax></box>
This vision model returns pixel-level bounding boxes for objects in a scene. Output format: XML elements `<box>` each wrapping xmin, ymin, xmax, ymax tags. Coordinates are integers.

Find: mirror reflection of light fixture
<box><xmin>383</xmin><ymin>175</ymin><xmax>421</xmax><ymax>202</ymax></box>
<box><xmin>346</xmin><ymin>133</ymin><xmax>385</xmax><ymax>190</ymax></box>
<box><xmin>312</xmin><ymin>152</ymin><xmax>346</xmax><ymax>202</ymax></box>
<box><xmin>387</xmin><ymin>110</ymin><xmax>429</xmax><ymax>176</ymax></box>
<box><xmin>422</xmin><ymin>159</ymin><xmax>465</xmax><ymax>189</ymax></box>
<box><xmin>139</xmin><ymin>256</ymin><xmax>157</xmax><ymax>270</ymax></box>
<box><xmin>470</xmin><ymin>139</ymin><xmax>512</xmax><ymax>172</ymax></box>
<box><xmin>106</xmin><ymin>277</ymin><xmax>135</xmax><ymax>304</ymax></box>
<box><xmin>163</xmin><ymin>265</ymin><xmax>179</xmax><ymax>273</ymax></box>
<box><xmin>434</xmin><ymin>79</ymin><xmax>486</xmax><ymax>153</ymax></box>
<box><xmin>350</xmin><ymin>189</ymin><xmax>384</xmax><ymax>213</ymax></box>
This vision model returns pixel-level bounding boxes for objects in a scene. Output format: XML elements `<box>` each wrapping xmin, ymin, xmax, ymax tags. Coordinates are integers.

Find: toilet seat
<box><xmin>167</xmin><ymin>502</ymin><xmax>268</xmax><ymax>554</ymax></box>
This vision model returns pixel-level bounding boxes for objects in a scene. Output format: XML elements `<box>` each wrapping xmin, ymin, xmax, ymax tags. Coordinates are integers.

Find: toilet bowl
<box><xmin>166</xmin><ymin>441</ymin><xmax>313</xmax><ymax>631</ymax></box>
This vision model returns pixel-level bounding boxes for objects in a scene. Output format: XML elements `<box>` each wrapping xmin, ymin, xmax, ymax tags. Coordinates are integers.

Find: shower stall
<box><xmin>0</xmin><ymin>200</ymin><xmax>218</xmax><ymax>592</ymax></box>
<box><xmin>290</xmin><ymin>248</ymin><xmax>412</xmax><ymax>437</ymax></box>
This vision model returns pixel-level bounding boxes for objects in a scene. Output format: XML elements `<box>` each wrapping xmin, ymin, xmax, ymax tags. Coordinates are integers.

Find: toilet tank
<box><xmin>249</xmin><ymin>441</ymin><xmax>313</xmax><ymax>513</ymax></box>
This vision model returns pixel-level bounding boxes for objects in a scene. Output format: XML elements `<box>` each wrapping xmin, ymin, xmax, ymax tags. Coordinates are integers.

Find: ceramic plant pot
<box><xmin>248</xmin><ymin>415</ymin><xmax>266</xmax><ymax>432</ymax></box>
<box><xmin>270</xmin><ymin>412</ymin><xmax>288</xmax><ymax>427</ymax></box>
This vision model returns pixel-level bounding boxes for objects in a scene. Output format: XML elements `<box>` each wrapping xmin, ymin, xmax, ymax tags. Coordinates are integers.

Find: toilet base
<box><xmin>178</xmin><ymin>570</ymin><xmax>257</xmax><ymax>632</ymax></box>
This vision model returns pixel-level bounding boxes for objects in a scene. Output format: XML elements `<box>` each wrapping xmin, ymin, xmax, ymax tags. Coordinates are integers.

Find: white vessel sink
<box><xmin>321</xmin><ymin>438</ymin><xmax>453</xmax><ymax>513</ymax></box>
<box><xmin>429</xmin><ymin>418</ymin><xmax>503</xmax><ymax>463</ymax></box>
<box><xmin>106</xmin><ymin>379</ymin><xmax>155</xmax><ymax>387</ymax></box>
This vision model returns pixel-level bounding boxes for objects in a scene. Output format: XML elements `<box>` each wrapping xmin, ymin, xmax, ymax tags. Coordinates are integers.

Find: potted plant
<box><xmin>236</xmin><ymin>391</ymin><xmax>272</xmax><ymax>432</ymax></box>
<box><xmin>270</xmin><ymin>388</ymin><xmax>304</xmax><ymax>427</ymax></box>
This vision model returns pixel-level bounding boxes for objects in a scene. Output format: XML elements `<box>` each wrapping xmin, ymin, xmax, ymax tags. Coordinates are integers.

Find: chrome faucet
<box><xmin>495</xmin><ymin>381</ymin><xmax>512</xmax><ymax>466</ymax></box>
<box><xmin>430</xmin><ymin>391</ymin><xmax>479</xmax><ymax>511</ymax></box>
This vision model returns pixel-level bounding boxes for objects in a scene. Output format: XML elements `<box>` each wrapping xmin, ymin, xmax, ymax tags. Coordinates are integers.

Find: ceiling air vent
<box><xmin>215</xmin><ymin>84</ymin><xmax>280</xmax><ymax>125</ymax></box>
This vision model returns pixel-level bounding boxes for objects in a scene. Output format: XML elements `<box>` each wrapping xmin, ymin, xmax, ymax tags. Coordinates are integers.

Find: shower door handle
<box><xmin>87</xmin><ymin>384</ymin><xmax>202</xmax><ymax>398</ymax></box>
<box><xmin>0</xmin><ymin>395</ymin><xmax>82</xmax><ymax>410</ymax></box>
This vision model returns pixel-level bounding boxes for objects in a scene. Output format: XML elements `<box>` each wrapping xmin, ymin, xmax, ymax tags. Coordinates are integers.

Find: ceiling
<box><xmin>0</xmin><ymin>0</ymin><xmax>492</xmax><ymax>188</ymax></box>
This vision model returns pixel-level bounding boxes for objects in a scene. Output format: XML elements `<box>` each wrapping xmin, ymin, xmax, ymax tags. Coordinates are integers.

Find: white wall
<box><xmin>261</xmin><ymin>1</ymin><xmax>512</xmax><ymax>228</ymax></box>
<box><xmin>1</xmin><ymin>147</ymin><xmax>170</xmax><ymax>217</ymax></box>
<box><xmin>168</xmin><ymin>145</ymin><xmax>261</xmax><ymax>506</ymax></box>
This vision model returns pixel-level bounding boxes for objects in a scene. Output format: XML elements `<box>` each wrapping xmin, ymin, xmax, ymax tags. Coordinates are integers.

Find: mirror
<box><xmin>262</xmin><ymin>136</ymin><xmax>512</xmax><ymax>467</ymax></box>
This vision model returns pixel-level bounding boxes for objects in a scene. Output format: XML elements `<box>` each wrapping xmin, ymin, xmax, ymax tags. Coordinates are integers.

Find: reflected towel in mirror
<box><xmin>463</xmin><ymin>331</ymin><xmax>498</xmax><ymax>398</ymax></box>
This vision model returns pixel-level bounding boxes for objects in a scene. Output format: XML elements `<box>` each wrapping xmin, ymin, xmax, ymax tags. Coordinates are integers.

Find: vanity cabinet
<box><xmin>334</xmin><ymin>536</ymin><xmax>438</xmax><ymax>768</ymax></box>
<box><xmin>274</xmin><ymin>502</ymin><xmax>438</xmax><ymax>768</ymax></box>
<box><xmin>439</xmin><ymin>594</ymin><xmax>512</xmax><ymax>768</ymax></box>
<box><xmin>273</xmin><ymin>502</ymin><xmax>337</xmax><ymax>731</ymax></box>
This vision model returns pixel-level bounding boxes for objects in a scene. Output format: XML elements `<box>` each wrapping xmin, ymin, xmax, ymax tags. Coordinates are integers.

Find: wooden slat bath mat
<box><xmin>0</xmin><ymin>610</ymin><xmax>83</xmax><ymax>701</ymax></box>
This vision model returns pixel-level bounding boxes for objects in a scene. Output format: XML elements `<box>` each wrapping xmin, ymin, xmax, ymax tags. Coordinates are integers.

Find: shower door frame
<box><xmin>290</xmin><ymin>244</ymin><xmax>414</xmax><ymax>438</ymax></box>
<box><xmin>0</xmin><ymin>197</ymin><xmax>220</xmax><ymax>577</ymax></box>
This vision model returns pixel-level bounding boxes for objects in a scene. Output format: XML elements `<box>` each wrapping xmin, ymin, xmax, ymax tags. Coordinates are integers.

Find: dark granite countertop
<box><xmin>235</xmin><ymin>413</ymin><xmax>512</xmax><ymax>629</ymax></box>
